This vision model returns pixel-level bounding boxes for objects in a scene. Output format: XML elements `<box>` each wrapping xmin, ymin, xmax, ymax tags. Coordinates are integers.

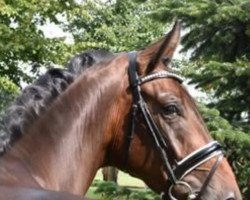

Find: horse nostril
<box><xmin>226</xmin><ymin>198</ymin><xmax>235</xmax><ymax>200</ymax></box>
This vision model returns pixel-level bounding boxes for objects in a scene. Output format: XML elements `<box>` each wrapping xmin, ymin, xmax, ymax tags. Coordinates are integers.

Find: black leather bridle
<box><xmin>125</xmin><ymin>52</ymin><xmax>224</xmax><ymax>200</ymax></box>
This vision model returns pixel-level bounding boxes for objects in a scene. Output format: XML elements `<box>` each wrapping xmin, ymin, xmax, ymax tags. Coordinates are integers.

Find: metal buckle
<box><xmin>168</xmin><ymin>181</ymin><xmax>197</xmax><ymax>200</ymax></box>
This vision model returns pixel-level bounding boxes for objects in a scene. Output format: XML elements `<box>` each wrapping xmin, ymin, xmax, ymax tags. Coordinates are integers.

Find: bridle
<box><xmin>125</xmin><ymin>52</ymin><xmax>224</xmax><ymax>200</ymax></box>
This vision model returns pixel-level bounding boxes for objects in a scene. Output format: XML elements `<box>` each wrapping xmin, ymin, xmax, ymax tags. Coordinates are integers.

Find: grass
<box><xmin>86</xmin><ymin>187</ymin><xmax>101</xmax><ymax>199</ymax></box>
<box><xmin>94</xmin><ymin>170</ymin><xmax>145</xmax><ymax>187</ymax></box>
<box><xmin>86</xmin><ymin>169</ymin><xmax>148</xmax><ymax>199</ymax></box>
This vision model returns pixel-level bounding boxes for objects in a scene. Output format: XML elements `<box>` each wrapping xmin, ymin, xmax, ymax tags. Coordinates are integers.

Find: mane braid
<box><xmin>0</xmin><ymin>49</ymin><xmax>114</xmax><ymax>155</ymax></box>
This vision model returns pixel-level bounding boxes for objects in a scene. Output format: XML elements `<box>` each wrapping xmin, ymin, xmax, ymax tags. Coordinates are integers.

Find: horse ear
<box><xmin>138</xmin><ymin>20</ymin><xmax>181</xmax><ymax>74</ymax></box>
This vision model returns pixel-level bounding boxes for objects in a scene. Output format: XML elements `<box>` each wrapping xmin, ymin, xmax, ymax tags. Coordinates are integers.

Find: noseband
<box><xmin>125</xmin><ymin>52</ymin><xmax>223</xmax><ymax>200</ymax></box>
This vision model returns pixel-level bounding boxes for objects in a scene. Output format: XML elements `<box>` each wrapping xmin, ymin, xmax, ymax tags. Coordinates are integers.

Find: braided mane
<box><xmin>0</xmin><ymin>50</ymin><xmax>114</xmax><ymax>154</ymax></box>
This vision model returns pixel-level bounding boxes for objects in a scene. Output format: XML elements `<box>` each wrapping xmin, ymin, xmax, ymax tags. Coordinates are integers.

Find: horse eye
<box><xmin>163</xmin><ymin>105</ymin><xmax>179</xmax><ymax>116</ymax></box>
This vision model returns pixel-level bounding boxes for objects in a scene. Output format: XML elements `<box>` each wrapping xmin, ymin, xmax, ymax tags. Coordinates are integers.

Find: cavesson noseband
<box><xmin>125</xmin><ymin>52</ymin><xmax>223</xmax><ymax>200</ymax></box>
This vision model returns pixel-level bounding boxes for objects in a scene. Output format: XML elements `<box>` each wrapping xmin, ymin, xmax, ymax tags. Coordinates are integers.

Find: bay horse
<box><xmin>0</xmin><ymin>21</ymin><xmax>241</xmax><ymax>200</ymax></box>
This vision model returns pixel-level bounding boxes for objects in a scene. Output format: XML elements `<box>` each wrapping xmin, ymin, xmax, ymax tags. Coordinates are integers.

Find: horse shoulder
<box><xmin>0</xmin><ymin>186</ymin><xmax>87</xmax><ymax>200</ymax></box>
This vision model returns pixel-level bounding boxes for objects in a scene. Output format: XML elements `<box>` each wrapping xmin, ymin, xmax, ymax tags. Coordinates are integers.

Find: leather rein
<box><xmin>125</xmin><ymin>52</ymin><xmax>224</xmax><ymax>200</ymax></box>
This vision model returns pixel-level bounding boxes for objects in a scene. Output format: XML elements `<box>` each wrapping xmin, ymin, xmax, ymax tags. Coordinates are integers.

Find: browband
<box><xmin>140</xmin><ymin>71</ymin><xmax>183</xmax><ymax>85</ymax></box>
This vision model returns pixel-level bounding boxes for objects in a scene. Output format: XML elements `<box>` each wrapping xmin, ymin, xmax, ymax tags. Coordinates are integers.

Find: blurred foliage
<box><xmin>0</xmin><ymin>76</ymin><xmax>18</xmax><ymax>112</ymax></box>
<box><xmin>150</xmin><ymin>0</ymin><xmax>250</xmax><ymax>61</ymax></box>
<box><xmin>181</xmin><ymin>59</ymin><xmax>250</xmax><ymax>132</ymax></box>
<box><xmin>0</xmin><ymin>0</ymin><xmax>75</xmax><ymax>85</ymax></box>
<box><xmin>64</xmin><ymin>0</ymin><xmax>165</xmax><ymax>52</ymax></box>
<box><xmin>0</xmin><ymin>76</ymin><xmax>18</xmax><ymax>134</ymax></box>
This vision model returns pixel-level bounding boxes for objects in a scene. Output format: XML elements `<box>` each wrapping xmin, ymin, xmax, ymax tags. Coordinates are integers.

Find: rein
<box><xmin>125</xmin><ymin>52</ymin><xmax>224</xmax><ymax>200</ymax></box>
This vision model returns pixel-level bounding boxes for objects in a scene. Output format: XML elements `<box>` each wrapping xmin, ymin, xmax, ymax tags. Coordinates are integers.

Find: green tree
<box><xmin>0</xmin><ymin>0</ymin><xmax>76</xmax><ymax>86</ymax></box>
<box><xmin>0</xmin><ymin>76</ymin><xmax>18</xmax><ymax>137</ymax></box>
<box><xmin>184</xmin><ymin>59</ymin><xmax>250</xmax><ymax>132</ymax></box>
<box><xmin>0</xmin><ymin>76</ymin><xmax>18</xmax><ymax>113</ymax></box>
<box><xmin>64</xmin><ymin>0</ymin><xmax>164</xmax><ymax>52</ymax></box>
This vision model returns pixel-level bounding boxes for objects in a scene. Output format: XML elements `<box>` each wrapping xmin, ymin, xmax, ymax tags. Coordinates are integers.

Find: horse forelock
<box><xmin>0</xmin><ymin>49</ymin><xmax>114</xmax><ymax>155</ymax></box>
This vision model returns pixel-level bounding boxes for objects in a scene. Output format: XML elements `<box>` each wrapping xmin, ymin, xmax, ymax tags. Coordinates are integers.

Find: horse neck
<box><xmin>0</xmin><ymin>59</ymin><xmax>125</xmax><ymax>195</ymax></box>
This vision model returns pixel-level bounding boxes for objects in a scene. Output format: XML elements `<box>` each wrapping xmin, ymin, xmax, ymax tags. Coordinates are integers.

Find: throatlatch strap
<box><xmin>123</xmin><ymin>104</ymin><xmax>138</xmax><ymax>169</ymax></box>
<box><xmin>123</xmin><ymin>52</ymin><xmax>140</xmax><ymax>169</ymax></box>
<box><xmin>128</xmin><ymin>52</ymin><xmax>141</xmax><ymax>102</ymax></box>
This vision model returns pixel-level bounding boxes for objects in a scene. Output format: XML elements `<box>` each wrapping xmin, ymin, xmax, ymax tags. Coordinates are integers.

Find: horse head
<box><xmin>105</xmin><ymin>21</ymin><xmax>241</xmax><ymax>200</ymax></box>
